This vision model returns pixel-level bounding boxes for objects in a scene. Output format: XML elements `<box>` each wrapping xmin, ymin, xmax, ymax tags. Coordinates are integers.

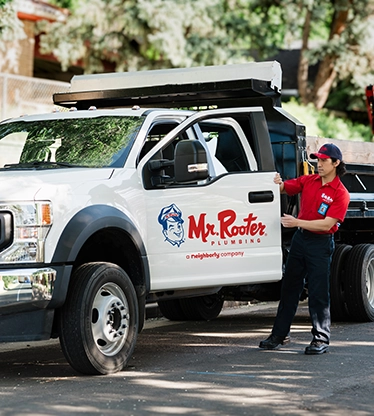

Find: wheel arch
<box><xmin>52</xmin><ymin>205</ymin><xmax>150</xmax><ymax>329</ymax></box>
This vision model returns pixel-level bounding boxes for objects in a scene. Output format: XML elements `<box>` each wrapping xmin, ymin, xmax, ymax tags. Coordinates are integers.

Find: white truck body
<box><xmin>1</xmin><ymin>61</ymin><xmax>373</xmax><ymax>375</ymax></box>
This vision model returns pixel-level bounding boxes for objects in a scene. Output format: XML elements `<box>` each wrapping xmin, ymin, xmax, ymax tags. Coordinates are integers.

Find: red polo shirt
<box><xmin>284</xmin><ymin>174</ymin><xmax>350</xmax><ymax>234</ymax></box>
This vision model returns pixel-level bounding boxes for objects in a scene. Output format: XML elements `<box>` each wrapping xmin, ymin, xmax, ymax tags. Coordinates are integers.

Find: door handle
<box><xmin>248</xmin><ymin>191</ymin><xmax>274</xmax><ymax>203</ymax></box>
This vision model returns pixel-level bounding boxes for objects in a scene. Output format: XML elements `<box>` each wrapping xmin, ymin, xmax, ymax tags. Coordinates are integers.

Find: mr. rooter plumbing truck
<box><xmin>0</xmin><ymin>61</ymin><xmax>373</xmax><ymax>375</ymax></box>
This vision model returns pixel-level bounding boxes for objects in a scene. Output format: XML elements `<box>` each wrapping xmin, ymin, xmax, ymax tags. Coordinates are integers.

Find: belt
<box><xmin>298</xmin><ymin>228</ymin><xmax>332</xmax><ymax>238</ymax></box>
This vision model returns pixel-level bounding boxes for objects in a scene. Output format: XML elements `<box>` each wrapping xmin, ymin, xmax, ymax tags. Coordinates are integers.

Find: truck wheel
<box><xmin>344</xmin><ymin>244</ymin><xmax>374</xmax><ymax>322</ymax></box>
<box><xmin>330</xmin><ymin>244</ymin><xmax>352</xmax><ymax>321</ymax></box>
<box><xmin>179</xmin><ymin>293</ymin><xmax>224</xmax><ymax>321</ymax></box>
<box><xmin>58</xmin><ymin>262</ymin><xmax>138</xmax><ymax>375</ymax></box>
<box><xmin>157</xmin><ymin>299</ymin><xmax>187</xmax><ymax>321</ymax></box>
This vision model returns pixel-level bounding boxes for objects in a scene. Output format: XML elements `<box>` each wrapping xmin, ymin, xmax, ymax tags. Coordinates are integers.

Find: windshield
<box><xmin>0</xmin><ymin>115</ymin><xmax>145</xmax><ymax>170</ymax></box>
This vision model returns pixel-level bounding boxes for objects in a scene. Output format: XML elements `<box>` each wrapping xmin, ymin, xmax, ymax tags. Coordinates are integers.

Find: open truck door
<box><xmin>138</xmin><ymin>107</ymin><xmax>283</xmax><ymax>292</ymax></box>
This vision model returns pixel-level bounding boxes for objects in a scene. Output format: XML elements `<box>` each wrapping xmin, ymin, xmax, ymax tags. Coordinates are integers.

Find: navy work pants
<box><xmin>272</xmin><ymin>228</ymin><xmax>335</xmax><ymax>343</ymax></box>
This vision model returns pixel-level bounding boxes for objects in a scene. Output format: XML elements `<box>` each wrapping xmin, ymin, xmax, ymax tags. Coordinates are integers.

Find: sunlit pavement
<box><xmin>0</xmin><ymin>301</ymin><xmax>373</xmax><ymax>416</ymax></box>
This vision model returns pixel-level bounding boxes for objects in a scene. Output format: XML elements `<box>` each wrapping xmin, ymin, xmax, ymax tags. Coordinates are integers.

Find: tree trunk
<box><xmin>311</xmin><ymin>57</ymin><xmax>337</xmax><ymax>110</ymax></box>
<box><xmin>299</xmin><ymin>2</ymin><xmax>351</xmax><ymax>109</ymax></box>
<box><xmin>298</xmin><ymin>8</ymin><xmax>312</xmax><ymax>105</ymax></box>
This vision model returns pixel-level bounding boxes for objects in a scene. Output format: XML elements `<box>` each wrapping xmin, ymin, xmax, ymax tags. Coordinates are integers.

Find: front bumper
<box><xmin>0</xmin><ymin>267</ymin><xmax>56</xmax><ymax>311</ymax></box>
<box><xmin>0</xmin><ymin>265</ymin><xmax>72</xmax><ymax>342</ymax></box>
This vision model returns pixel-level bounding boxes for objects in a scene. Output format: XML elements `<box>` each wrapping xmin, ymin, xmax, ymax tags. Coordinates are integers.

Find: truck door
<box><xmin>139</xmin><ymin>108</ymin><xmax>282</xmax><ymax>291</ymax></box>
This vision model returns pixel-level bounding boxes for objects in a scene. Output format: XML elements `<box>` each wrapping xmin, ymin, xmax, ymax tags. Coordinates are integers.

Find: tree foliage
<box><xmin>291</xmin><ymin>0</ymin><xmax>374</xmax><ymax>109</ymax></box>
<box><xmin>230</xmin><ymin>0</ymin><xmax>374</xmax><ymax>110</ymax></box>
<box><xmin>0</xmin><ymin>0</ymin><xmax>26</xmax><ymax>44</ymax></box>
<box><xmin>284</xmin><ymin>98</ymin><xmax>373</xmax><ymax>141</ymax></box>
<box><xmin>37</xmin><ymin>0</ymin><xmax>247</xmax><ymax>73</ymax></box>
<box><xmin>2</xmin><ymin>0</ymin><xmax>374</xmax><ymax>114</ymax></box>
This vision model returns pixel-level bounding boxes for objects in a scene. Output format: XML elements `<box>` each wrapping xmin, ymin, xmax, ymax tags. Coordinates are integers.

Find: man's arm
<box><xmin>280</xmin><ymin>214</ymin><xmax>338</xmax><ymax>232</ymax></box>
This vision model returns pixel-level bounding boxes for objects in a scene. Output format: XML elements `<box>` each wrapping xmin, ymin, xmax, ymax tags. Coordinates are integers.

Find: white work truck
<box><xmin>0</xmin><ymin>62</ymin><xmax>373</xmax><ymax>375</ymax></box>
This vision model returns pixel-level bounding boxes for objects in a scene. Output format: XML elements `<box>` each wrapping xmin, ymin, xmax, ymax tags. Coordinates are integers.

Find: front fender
<box><xmin>52</xmin><ymin>205</ymin><xmax>146</xmax><ymax>262</ymax></box>
<box><xmin>51</xmin><ymin>205</ymin><xmax>150</xmax><ymax>304</ymax></box>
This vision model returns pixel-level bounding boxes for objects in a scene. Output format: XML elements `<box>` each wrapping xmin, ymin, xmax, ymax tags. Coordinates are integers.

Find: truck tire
<box><xmin>58</xmin><ymin>262</ymin><xmax>139</xmax><ymax>375</ymax></box>
<box><xmin>157</xmin><ymin>299</ymin><xmax>188</xmax><ymax>321</ymax></box>
<box><xmin>330</xmin><ymin>244</ymin><xmax>352</xmax><ymax>321</ymax></box>
<box><xmin>344</xmin><ymin>244</ymin><xmax>374</xmax><ymax>322</ymax></box>
<box><xmin>179</xmin><ymin>294</ymin><xmax>224</xmax><ymax>321</ymax></box>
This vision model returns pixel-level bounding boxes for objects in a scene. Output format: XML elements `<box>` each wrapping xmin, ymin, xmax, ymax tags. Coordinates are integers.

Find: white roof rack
<box><xmin>70</xmin><ymin>61</ymin><xmax>282</xmax><ymax>93</ymax></box>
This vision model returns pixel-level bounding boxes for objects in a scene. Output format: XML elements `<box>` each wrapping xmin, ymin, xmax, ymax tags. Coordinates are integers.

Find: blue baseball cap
<box><xmin>310</xmin><ymin>143</ymin><xmax>343</xmax><ymax>161</ymax></box>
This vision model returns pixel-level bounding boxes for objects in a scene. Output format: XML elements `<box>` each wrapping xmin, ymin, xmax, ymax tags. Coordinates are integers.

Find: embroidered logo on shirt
<box><xmin>318</xmin><ymin>202</ymin><xmax>329</xmax><ymax>216</ymax></box>
<box><xmin>321</xmin><ymin>193</ymin><xmax>333</xmax><ymax>203</ymax></box>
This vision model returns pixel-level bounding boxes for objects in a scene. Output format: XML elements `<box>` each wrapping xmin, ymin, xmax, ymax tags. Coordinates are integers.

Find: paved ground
<box><xmin>0</xmin><ymin>301</ymin><xmax>373</xmax><ymax>415</ymax></box>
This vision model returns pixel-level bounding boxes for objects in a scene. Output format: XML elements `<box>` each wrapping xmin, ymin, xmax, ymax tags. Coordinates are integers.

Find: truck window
<box><xmin>141</xmin><ymin>121</ymin><xmax>192</xmax><ymax>188</ymax></box>
<box><xmin>0</xmin><ymin>116</ymin><xmax>145</xmax><ymax>169</ymax></box>
<box><xmin>139</xmin><ymin>122</ymin><xmax>179</xmax><ymax>162</ymax></box>
<box><xmin>199</xmin><ymin>121</ymin><xmax>252</xmax><ymax>172</ymax></box>
<box><xmin>141</xmin><ymin>114</ymin><xmax>260</xmax><ymax>189</ymax></box>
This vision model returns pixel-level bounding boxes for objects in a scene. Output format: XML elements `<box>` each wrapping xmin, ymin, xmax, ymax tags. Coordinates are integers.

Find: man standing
<box><xmin>259</xmin><ymin>143</ymin><xmax>350</xmax><ymax>354</ymax></box>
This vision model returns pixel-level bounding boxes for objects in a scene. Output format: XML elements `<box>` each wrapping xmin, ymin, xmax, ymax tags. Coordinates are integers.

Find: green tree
<box><xmin>3</xmin><ymin>0</ymin><xmax>374</xmax><ymax>114</ymax></box>
<box><xmin>0</xmin><ymin>0</ymin><xmax>26</xmax><ymax>43</ymax></box>
<box><xmin>225</xmin><ymin>0</ymin><xmax>374</xmax><ymax>111</ymax></box>
<box><xmin>0</xmin><ymin>0</ymin><xmax>11</xmax><ymax>7</ymax></box>
<box><xmin>37</xmin><ymin>0</ymin><xmax>244</xmax><ymax>73</ymax></box>
<box><xmin>227</xmin><ymin>0</ymin><xmax>374</xmax><ymax>110</ymax></box>
<box><xmin>293</xmin><ymin>0</ymin><xmax>374</xmax><ymax>110</ymax></box>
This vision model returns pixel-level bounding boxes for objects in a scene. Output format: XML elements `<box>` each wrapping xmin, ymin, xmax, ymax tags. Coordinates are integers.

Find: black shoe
<box><xmin>305</xmin><ymin>340</ymin><xmax>329</xmax><ymax>355</ymax></box>
<box><xmin>259</xmin><ymin>334</ymin><xmax>291</xmax><ymax>350</ymax></box>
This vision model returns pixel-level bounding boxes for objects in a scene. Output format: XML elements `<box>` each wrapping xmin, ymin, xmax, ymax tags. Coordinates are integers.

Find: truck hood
<box><xmin>0</xmin><ymin>169</ymin><xmax>114</xmax><ymax>201</ymax></box>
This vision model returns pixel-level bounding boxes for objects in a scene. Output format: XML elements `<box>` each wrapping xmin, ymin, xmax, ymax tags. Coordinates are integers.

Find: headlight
<box><xmin>0</xmin><ymin>202</ymin><xmax>52</xmax><ymax>263</ymax></box>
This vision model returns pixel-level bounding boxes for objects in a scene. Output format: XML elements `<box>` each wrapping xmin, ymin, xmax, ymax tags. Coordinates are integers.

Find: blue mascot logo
<box><xmin>158</xmin><ymin>204</ymin><xmax>185</xmax><ymax>247</ymax></box>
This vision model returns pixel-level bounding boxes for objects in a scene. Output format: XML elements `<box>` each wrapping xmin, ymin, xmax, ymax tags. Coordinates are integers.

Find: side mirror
<box><xmin>174</xmin><ymin>140</ymin><xmax>209</xmax><ymax>183</ymax></box>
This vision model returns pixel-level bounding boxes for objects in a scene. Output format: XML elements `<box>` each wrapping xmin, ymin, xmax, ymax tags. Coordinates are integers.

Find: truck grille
<box><xmin>0</xmin><ymin>212</ymin><xmax>13</xmax><ymax>252</ymax></box>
